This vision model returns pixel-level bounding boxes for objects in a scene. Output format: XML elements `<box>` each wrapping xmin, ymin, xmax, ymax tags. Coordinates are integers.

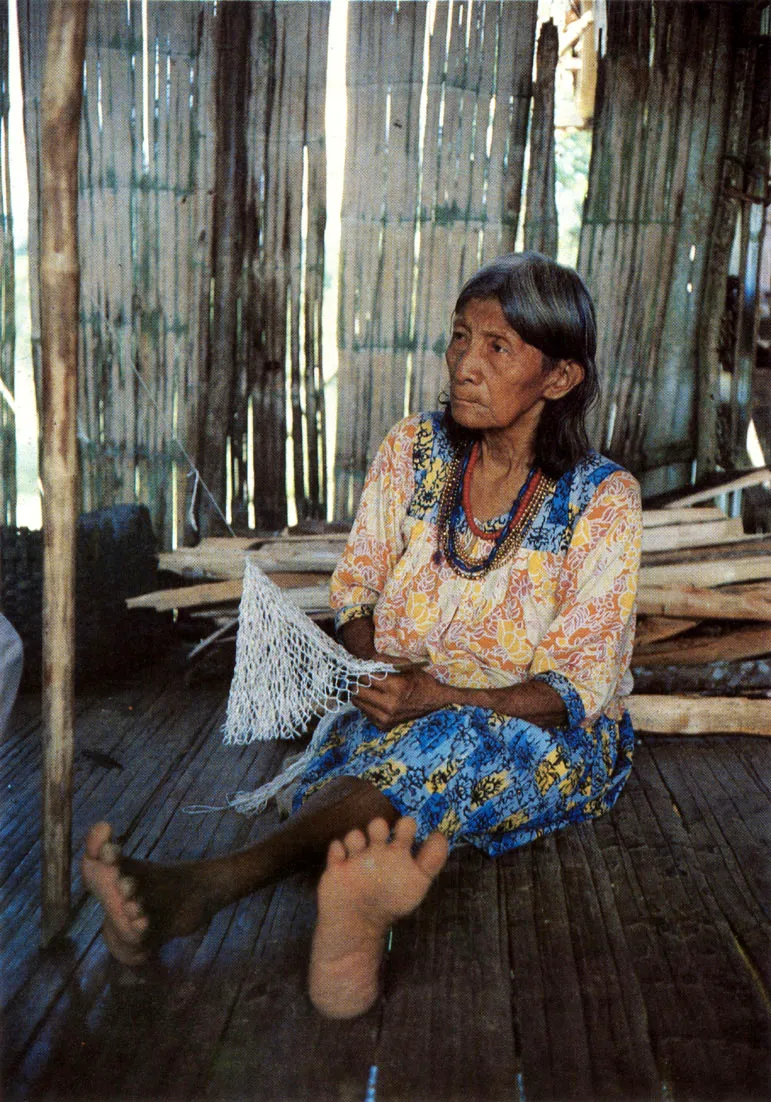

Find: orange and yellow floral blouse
<box><xmin>331</xmin><ymin>412</ymin><xmax>643</xmax><ymax>733</ymax></box>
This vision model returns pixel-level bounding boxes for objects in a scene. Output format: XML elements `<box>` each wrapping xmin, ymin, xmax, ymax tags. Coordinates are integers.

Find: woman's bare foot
<box><xmin>81</xmin><ymin>823</ymin><xmax>231</xmax><ymax>965</ymax></box>
<box><xmin>308</xmin><ymin>817</ymin><xmax>449</xmax><ymax>1019</ymax></box>
<box><xmin>82</xmin><ymin>823</ymin><xmax>151</xmax><ymax>964</ymax></box>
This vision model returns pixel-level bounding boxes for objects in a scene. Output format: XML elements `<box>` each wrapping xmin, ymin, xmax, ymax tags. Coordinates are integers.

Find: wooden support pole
<box><xmin>40</xmin><ymin>0</ymin><xmax>88</xmax><ymax>947</ymax></box>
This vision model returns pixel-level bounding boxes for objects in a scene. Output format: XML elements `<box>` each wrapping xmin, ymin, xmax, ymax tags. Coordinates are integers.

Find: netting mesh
<box><xmin>220</xmin><ymin>559</ymin><xmax>391</xmax><ymax>813</ymax></box>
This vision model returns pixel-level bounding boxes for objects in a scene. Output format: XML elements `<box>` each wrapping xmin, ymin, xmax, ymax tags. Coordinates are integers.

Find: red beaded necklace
<box><xmin>461</xmin><ymin>441</ymin><xmax>543</xmax><ymax>542</ymax></box>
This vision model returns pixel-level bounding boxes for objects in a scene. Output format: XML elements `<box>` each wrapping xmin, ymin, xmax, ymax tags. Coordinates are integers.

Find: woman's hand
<box><xmin>352</xmin><ymin>666</ymin><xmax>451</xmax><ymax>731</ymax></box>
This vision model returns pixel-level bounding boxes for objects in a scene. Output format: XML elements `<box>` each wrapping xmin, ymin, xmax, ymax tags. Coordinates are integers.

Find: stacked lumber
<box><xmin>129</xmin><ymin>533</ymin><xmax>346</xmax><ymax>619</ymax></box>
<box><xmin>632</xmin><ymin>470</ymin><xmax>771</xmax><ymax>737</ymax></box>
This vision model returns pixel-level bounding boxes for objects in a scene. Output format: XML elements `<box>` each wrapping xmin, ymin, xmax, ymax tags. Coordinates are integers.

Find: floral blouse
<box><xmin>330</xmin><ymin>412</ymin><xmax>643</xmax><ymax>731</ymax></box>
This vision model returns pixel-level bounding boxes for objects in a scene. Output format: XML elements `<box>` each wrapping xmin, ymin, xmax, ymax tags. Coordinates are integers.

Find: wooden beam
<box><xmin>627</xmin><ymin>696</ymin><xmax>771</xmax><ymax>737</ymax></box>
<box><xmin>641</xmin><ymin>516</ymin><xmax>744</xmax><ymax>553</ymax></box>
<box><xmin>642</xmin><ymin>506</ymin><xmax>726</xmax><ymax>527</ymax></box>
<box><xmin>637</xmin><ymin>582</ymin><xmax>771</xmax><ymax>621</ymax></box>
<box><xmin>663</xmin><ymin>468</ymin><xmax>770</xmax><ymax>508</ymax></box>
<box><xmin>39</xmin><ymin>0</ymin><xmax>88</xmax><ymax>946</ymax></box>
<box><xmin>640</xmin><ymin>556</ymin><xmax>771</xmax><ymax>589</ymax></box>
<box><xmin>641</xmin><ymin>533</ymin><xmax>771</xmax><ymax>567</ymax></box>
<box><xmin>632</xmin><ymin>623</ymin><xmax>771</xmax><ymax>667</ymax></box>
<box><xmin>126</xmin><ymin>572</ymin><xmax>330</xmax><ymax>612</ymax></box>
<box><xmin>158</xmin><ymin>541</ymin><xmax>343</xmax><ymax>579</ymax></box>
<box><xmin>634</xmin><ymin>617</ymin><xmax>701</xmax><ymax>647</ymax></box>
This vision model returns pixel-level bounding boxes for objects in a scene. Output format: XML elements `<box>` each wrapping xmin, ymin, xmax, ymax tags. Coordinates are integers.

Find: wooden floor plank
<box><xmin>45</xmin><ymin>771</ymin><xmax>289</xmax><ymax>1099</ymax></box>
<box><xmin>601</xmin><ymin>751</ymin><xmax>770</xmax><ymax>1099</ymax></box>
<box><xmin>641</xmin><ymin>737</ymin><xmax>770</xmax><ymax>991</ymax></box>
<box><xmin>201</xmin><ymin>874</ymin><xmax>379</xmax><ymax>1102</ymax></box>
<box><xmin>0</xmin><ymin>685</ymin><xmax>229</xmax><ymax>1006</ymax></box>
<box><xmin>557</xmin><ymin>825</ymin><xmax>661</xmax><ymax>1099</ymax></box>
<box><xmin>1</xmin><ymin>674</ymin><xmax>203</xmax><ymax>886</ymax></box>
<box><xmin>2</xmin><ymin>658</ymin><xmax>770</xmax><ymax>1101</ymax></box>
<box><xmin>501</xmin><ymin>835</ymin><xmax>594</xmax><ymax>1100</ymax></box>
<box><xmin>374</xmin><ymin>846</ymin><xmax>519</xmax><ymax>1102</ymax></box>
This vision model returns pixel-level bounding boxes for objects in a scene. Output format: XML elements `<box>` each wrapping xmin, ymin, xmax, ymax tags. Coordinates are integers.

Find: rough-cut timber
<box><xmin>637</xmin><ymin>581</ymin><xmax>771</xmax><ymax>621</ymax></box>
<box><xmin>628</xmin><ymin>695</ymin><xmax>771</xmax><ymax>736</ymax></box>
<box><xmin>632</xmin><ymin>622</ymin><xmax>771</xmax><ymax>667</ymax></box>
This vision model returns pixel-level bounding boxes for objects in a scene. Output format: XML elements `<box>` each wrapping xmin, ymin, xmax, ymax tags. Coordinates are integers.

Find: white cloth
<box><xmin>0</xmin><ymin>615</ymin><xmax>23</xmax><ymax>738</ymax></box>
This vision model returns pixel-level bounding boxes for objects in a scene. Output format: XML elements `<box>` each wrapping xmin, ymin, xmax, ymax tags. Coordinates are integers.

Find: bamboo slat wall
<box><xmin>14</xmin><ymin>1</ymin><xmax>763</xmax><ymax>539</ymax></box>
<box><xmin>409</xmin><ymin>0</ymin><xmax>538</xmax><ymax>431</ymax></box>
<box><xmin>523</xmin><ymin>18</ymin><xmax>558</xmax><ymax>258</ymax></box>
<box><xmin>80</xmin><ymin>2</ymin><xmax>217</xmax><ymax>549</ymax></box>
<box><xmin>235</xmin><ymin>1</ymin><xmax>330</xmax><ymax>532</ymax></box>
<box><xmin>334</xmin><ymin>0</ymin><xmax>538</xmax><ymax>520</ymax></box>
<box><xmin>333</xmin><ymin>0</ymin><xmax>428</xmax><ymax>522</ymax></box>
<box><xmin>577</xmin><ymin>0</ymin><xmax>763</xmax><ymax>497</ymax></box>
<box><xmin>0</xmin><ymin>0</ymin><xmax>14</xmax><ymax>527</ymax></box>
<box><xmin>19</xmin><ymin>0</ymin><xmax>330</xmax><ymax>543</ymax></box>
<box><xmin>20</xmin><ymin>0</ymin><xmax>218</xmax><ymax>549</ymax></box>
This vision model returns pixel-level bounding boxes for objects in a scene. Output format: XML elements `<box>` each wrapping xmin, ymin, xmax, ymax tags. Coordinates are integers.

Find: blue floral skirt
<box><xmin>293</xmin><ymin>705</ymin><xmax>634</xmax><ymax>855</ymax></box>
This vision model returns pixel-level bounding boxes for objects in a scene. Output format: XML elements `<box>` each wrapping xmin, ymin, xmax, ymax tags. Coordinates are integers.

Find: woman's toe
<box><xmin>118</xmin><ymin>876</ymin><xmax>137</xmax><ymax>899</ymax></box>
<box><xmin>99</xmin><ymin>841</ymin><xmax>121</xmax><ymax>865</ymax></box>
<box><xmin>326</xmin><ymin>838</ymin><xmax>347</xmax><ymax>867</ymax></box>
<box><xmin>342</xmin><ymin>828</ymin><xmax>367</xmax><ymax>857</ymax></box>
<box><xmin>392</xmin><ymin>817</ymin><xmax>418</xmax><ymax>848</ymax></box>
<box><xmin>85</xmin><ymin>822</ymin><xmax>113</xmax><ymax>860</ymax></box>
<box><xmin>415</xmin><ymin>831</ymin><xmax>449</xmax><ymax>879</ymax></box>
<box><xmin>366</xmin><ymin>818</ymin><xmax>391</xmax><ymax>845</ymax></box>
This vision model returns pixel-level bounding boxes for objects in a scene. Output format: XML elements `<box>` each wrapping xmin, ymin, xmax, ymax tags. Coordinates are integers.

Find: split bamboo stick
<box><xmin>40</xmin><ymin>0</ymin><xmax>88</xmax><ymax>947</ymax></box>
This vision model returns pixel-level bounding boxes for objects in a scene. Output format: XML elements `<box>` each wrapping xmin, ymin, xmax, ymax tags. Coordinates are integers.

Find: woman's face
<box><xmin>446</xmin><ymin>296</ymin><xmax>561</xmax><ymax>439</ymax></box>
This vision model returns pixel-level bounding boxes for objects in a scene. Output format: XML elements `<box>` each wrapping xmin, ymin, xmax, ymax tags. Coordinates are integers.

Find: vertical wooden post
<box><xmin>40</xmin><ymin>0</ymin><xmax>88</xmax><ymax>947</ymax></box>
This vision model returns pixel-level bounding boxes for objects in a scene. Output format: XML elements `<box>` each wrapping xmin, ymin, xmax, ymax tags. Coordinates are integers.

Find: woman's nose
<box><xmin>453</xmin><ymin>345</ymin><xmax>483</xmax><ymax>382</ymax></box>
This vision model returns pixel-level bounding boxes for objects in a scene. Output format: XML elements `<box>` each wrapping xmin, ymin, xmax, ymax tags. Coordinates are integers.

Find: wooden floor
<box><xmin>2</xmin><ymin>652</ymin><xmax>769</xmax><ymax>1101</ymax></box>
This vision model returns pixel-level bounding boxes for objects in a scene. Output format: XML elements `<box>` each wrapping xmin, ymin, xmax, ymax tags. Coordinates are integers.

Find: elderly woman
<box><xmin>84</xmin><ymin>252</ymin><xmax>641</xmax><ymax>1020</ymax></box>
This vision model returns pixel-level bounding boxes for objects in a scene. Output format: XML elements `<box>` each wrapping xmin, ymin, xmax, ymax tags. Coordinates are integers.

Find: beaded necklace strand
<box><xmin>438</xmin><ymin>442</ymin><xmax>554</xmax><ymax>578</ymax></box>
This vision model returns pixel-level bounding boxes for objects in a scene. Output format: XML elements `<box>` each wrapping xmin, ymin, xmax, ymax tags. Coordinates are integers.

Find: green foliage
<box><xmin>555</xmin><ymin>127</ymin><xmax>591</xmax><ymax>266</ymax></box>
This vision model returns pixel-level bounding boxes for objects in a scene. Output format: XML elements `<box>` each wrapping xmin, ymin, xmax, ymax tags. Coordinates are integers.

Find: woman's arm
<box><xmin>339</xmin><ymin>616</ymin><xmax>378</xmax><ymax>660</ymax></box>
<box><xmin>329</xmin><ymin>419</ymin><xmax>417</xmax><ymax>634</ymax></box>
<box><xmin>341</xmin><ymin>615</ymin><xmax>567</xmax><ymax>730</ymax></box>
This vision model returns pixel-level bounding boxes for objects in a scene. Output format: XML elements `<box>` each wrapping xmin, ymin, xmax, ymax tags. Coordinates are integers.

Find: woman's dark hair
<box><xmin>442</xmin><ymin>250</ymin><xmax>600</xmax><ymax>478</ymax></box>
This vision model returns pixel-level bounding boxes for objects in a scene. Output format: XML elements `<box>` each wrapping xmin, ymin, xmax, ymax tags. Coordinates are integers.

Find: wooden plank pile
<box><xmin>630</xmin><ymin>470</ymin><xmax>771</xmax><ymax>737</ymax></box>
<box><xmin>128</xmin><ymin>470</ymin><xmax>771</xmax><ymax>736</ymax></box>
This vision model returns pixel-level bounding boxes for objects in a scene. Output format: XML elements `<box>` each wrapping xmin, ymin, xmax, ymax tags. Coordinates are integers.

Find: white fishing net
<box><xmin>221</xmin><ymin>557</ymin><xmax>392</xmax><ymax>814</ymax></box>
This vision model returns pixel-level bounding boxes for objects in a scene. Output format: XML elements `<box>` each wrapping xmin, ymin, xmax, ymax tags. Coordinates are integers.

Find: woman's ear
<box><xmin>543</xmin><ymin>359</ymin><xmax>584</xmax><ymax>400</ymax></box>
